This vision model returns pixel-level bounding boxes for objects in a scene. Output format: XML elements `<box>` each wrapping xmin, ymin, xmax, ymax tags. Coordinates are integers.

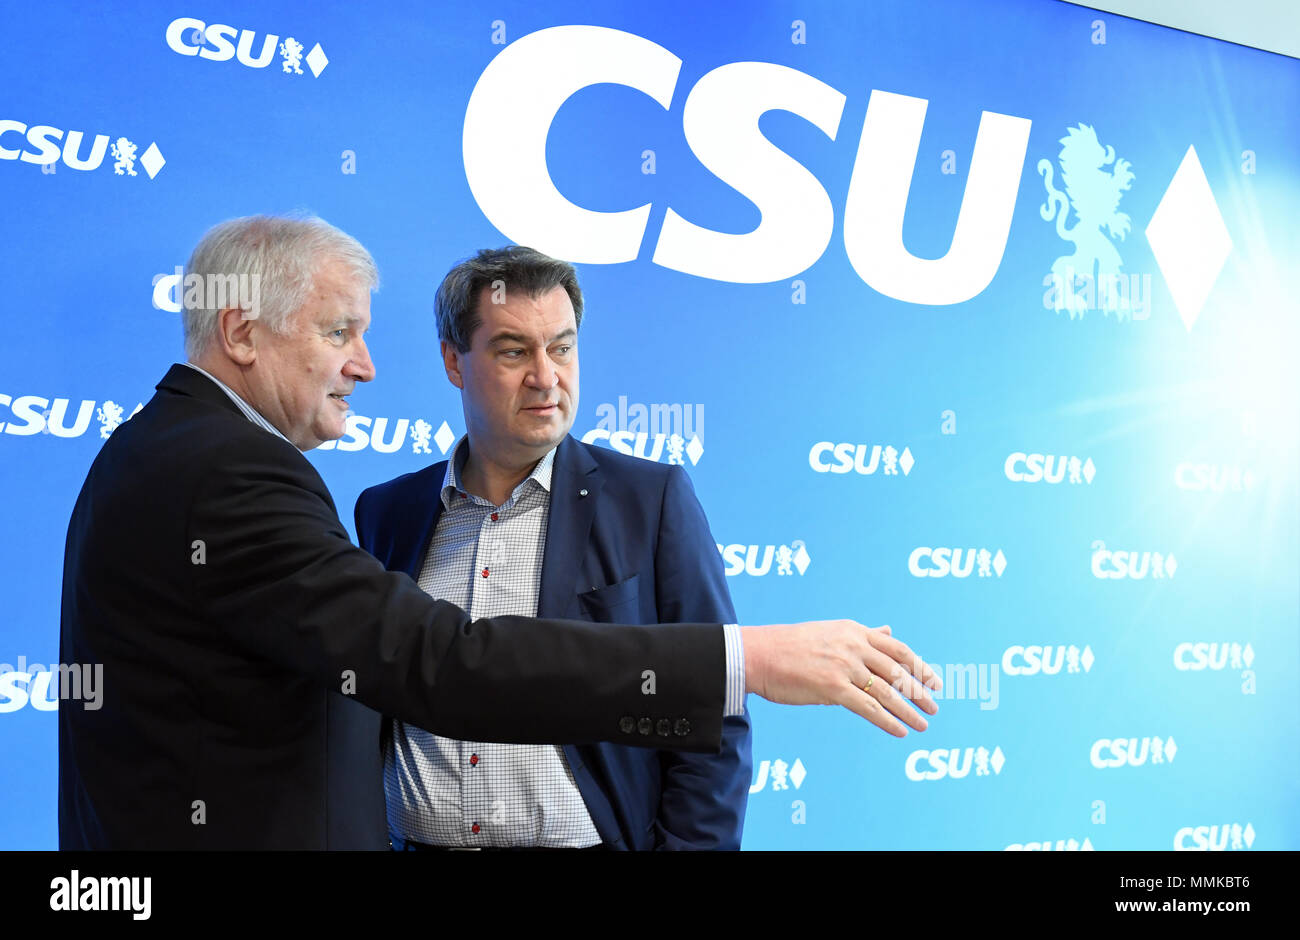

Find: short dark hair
<box><xmin>435</xmin><ymin>246</ymin><xmax>584</xmax><ymax>352</ymax></box>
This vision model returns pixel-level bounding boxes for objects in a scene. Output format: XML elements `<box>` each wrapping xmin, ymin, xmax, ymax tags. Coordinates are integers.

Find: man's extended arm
<box><xmin>187</xmin><ymin>434</ymin><xmax>727</xmax><ymax>750</ymax></box>
<box><xmin>189</xmin><ymin>433</ymin><xmax>941</xmax><ymax>751</ymax></box>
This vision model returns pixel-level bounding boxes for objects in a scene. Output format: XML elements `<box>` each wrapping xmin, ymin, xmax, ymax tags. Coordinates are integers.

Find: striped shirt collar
<box><xmin>182</xmin><ymin>361</ymin><xmax>296</xmax><ymax>449</ymax></box>
<box><xmin>440</xmin><ymin>434</ymin><xmax>556</xmax><ymax>509</ymax></box>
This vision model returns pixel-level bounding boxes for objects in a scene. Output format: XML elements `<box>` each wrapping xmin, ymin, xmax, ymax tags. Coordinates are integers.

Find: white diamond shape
<box><xmin>989</xmin><ymin>746</ymin><xmax>1005</xmax><ymax>775</ymax></box>
<box><xmin>1081</xmin><ymin>837</ymin><xmax>1094</xmax><ymax>851</ymax></box>
<box><xmin>992</xmin><ymin>549</ymin><xmax>1006</xmax><ymax>578</ymax></box>
<box><xmin>898</xmin><ymin>446</ymin><xmax>914</xmax><ymax>476</ymax></box>
<box><xmin>1164</xmin><ymin>553</ymin><xmax>1177</xmax><ymax>578</ymax></box>
<box><xmin>792</xmin><ymin>543</ymin><xmax>810</xmax><ymax>575</ymax></box>
<box><xmin>433</xmin><ymin>420</ymin><xmax>455</xmax><ymax>454</ymax></box>
<box><xmin>789</xmin><ymin>758</ymin><xmax>806</xmax><ymax>789</ymax></box>
<box><xmin>1164</xmin><ymin>737</ymin><xmax>1177</xmax><ymax>762</ymax></box>
<box><xmin>306</xmin><ymin>43</ymin><xmax>329</xmax><ymax>77</ymax></box>
<box><xmin>1243</xmin><ymin>823</ymin><xmax>1255</xmax><ymax>847</ymax></box>
<box><xmin>685</xmin><ymin>435</ymin><xmax>704</xmax><ymax>465</ymax></box>
<box><xmin>1081</xmin><ymin>645</ymin><xmax>1094</xmax><ymax>672</ymax></box>
<box><xmin>1082</xmin><ymin>457</ymin><xmax>1096</xmax><ymax>484</ymax></box>
<box><xmin>1242</xmin><ymin>643</ymin><xmax>1254</xmax><ymax>668</ymax></box>
<box><xmin>1145</xmin><ymin>146</ymin><xmax>1232</xmax><ymax>331</ymax></box>
<box><xmin>139</xmin><ymin>143</ymin><xmax>165</xmax><ymax>179</ymax></box>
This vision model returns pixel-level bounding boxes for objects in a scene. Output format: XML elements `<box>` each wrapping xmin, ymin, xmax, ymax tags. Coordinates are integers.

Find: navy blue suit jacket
<box><xmin>354</xmin><ymin>435</ymin><xmax>751</xmax><ymax>849</ymax></box>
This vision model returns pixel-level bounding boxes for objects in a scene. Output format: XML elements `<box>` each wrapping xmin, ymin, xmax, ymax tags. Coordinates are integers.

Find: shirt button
<box><xmin>471</xmin><ymin>823</ymin><xmax>480</xmax><ymax>835</ymax></box>
<box><xmin>470</xmin><ymin>753</ymin><xmax>479</xmax><ymax>766</ymax></box>
<box><xmin>481</xmin><ymin>568</ymin><xmax>489</xmax><ymax>578</ymax></box>
<box><xmin>490</xmin><ymin>512</ymin><xmax>499</xmax><ymax>522</ymax></box>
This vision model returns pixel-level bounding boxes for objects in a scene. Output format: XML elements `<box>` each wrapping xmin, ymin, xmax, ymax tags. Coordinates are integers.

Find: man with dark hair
<box><xmin>433</xmin><ymin>246</ymin><xmax>585</xmax><ymax>353</ymax></box>
<box><xmin>354</xmin><ymin>246</ymin><xmax>931</xmax><ymax>849</ymax></box>
<box><xmin>60</xmin><ymin>216</ymin><xmax>941</xmax><ymax>850</ymax></box>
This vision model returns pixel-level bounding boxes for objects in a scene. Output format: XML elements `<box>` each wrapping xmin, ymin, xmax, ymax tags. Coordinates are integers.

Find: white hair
<box><xmin>182</xmin><ymin>214</ymin><xmax>378</xmax><ymax>359</ymax></box>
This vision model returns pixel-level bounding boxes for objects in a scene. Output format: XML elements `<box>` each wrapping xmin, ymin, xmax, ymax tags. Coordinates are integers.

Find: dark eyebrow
<box><xmin>487</xmin><ymin>327</ymin><xmax>577</xmax><ymax>347</ymax></box>
<box><xmin>487</xmin><ymin>331</ymin><xmax>531</xmax><ymax>347</ymax></box>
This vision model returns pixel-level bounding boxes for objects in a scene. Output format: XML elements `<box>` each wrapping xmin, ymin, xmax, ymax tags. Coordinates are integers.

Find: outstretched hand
<box><xmin>741</xmin><ymin>621</ymin><xmax>942</xmax><ymax>736</ymax></box>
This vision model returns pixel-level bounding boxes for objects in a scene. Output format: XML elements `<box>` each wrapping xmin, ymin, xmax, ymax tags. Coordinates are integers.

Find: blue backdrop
<box><xmin>1</xmin><ymin>0</ymin><xmax>1296</xmax><ymax>850</ymax></box>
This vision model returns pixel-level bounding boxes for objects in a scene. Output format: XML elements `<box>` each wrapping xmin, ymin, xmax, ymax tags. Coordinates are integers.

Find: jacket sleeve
<box><xmin>185</xmin><ymin>437</ymin><xmax>725</xmax><ymax>751</ymax></box>
<box><xmin>651</xmin><ymin>465</ymin><xmax>752</xmax><ymax>849</ymax></box>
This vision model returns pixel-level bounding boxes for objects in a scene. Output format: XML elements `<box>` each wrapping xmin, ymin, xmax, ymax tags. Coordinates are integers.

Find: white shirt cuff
<box><xmin>722</xmin><ymin>623</ymin><xmax>745</xmax><ymax>716</ymax></box>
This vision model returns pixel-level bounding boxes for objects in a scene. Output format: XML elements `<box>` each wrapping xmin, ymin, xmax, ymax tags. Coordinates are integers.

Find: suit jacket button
<box><xmin>619</xmin><ymin>716</ymin><xmax>635</xmax><ymax>734</ymax></box>
<box><xmin>656</xmin><ymin>719</ymin><xmax>671</xmax><ymax>737</ymax></box>
<box><xmin>673</xmin><ymin>718</ymin><xmax>691</xmax><ymax>737</ymax></box>
<box><xmin>637</xmin><ymin>717</ymin><xmax>653</xmax><ymax>736</ymax></box>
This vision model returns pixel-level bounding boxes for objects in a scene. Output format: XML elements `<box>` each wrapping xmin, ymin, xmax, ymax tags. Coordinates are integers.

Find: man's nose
<box><xmin>525</xmin><ymin>349</ymin><xmax>556</xmax><ymax>389</ymax></box>
<box><xmin>348</xmin><ymin>337</ymin><xmax>376</xmax><ymax>382</ymax></box>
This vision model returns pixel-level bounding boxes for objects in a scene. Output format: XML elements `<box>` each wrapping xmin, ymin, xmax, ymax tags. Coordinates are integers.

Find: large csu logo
<box><xmin>463</xmin><ymin>25</ymin><xmax>1031</xmax><ymax>298</ymax></box>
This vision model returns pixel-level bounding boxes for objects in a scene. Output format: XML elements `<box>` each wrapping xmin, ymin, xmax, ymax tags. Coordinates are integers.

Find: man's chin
<box><xmin>312</xmin><ymin>420</ymin><xmax>349</xmax><ymax>449</ymax></box>
<box><xmin>525</xmin><ymin>420</ymin><xmax>572</xmax><ymax>449</ymax></box>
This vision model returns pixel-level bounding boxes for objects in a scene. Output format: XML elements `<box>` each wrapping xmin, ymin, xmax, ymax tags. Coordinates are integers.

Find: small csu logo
<box><xmin>0</xmin><ymin>120</ymin><xmax>164</xmax><ymax>178</ymax></box>
<box><xmin>1006</xmin><ymin>838</ymin><xmax>1095</xmax><ymax>851</ymax></box>
<box><xmin>716</xmin><ymin>541</ymin><xmax>810</xmax><ymax>577</ymax></box>
<box><xmin>581</xmin><ymin>429</ymin><xmax>702</xmax><ymax>465</ymax></box>
<box><xmin>809</xmin><ymin>443</ymin><xmax>914</xmax><ymax>476</ymax></box>
<box><xmin>1091</xmin><ymin>542</ymin><xmax>1176</xmax><ymax>579</ymax></box>
<box><xmin>1173</xmin><ymin>642</ymin><xmax>1253</xmax><ymax>672</ymax></box>
<box><xmin>1174</xmin><ymin>823</ymin><xmax>1255</xmax><ymax>851</ymax></box>
<box><xmin>1090</xmin><ymin>736</ymin><xmax>1177</xmax><ymax>769</ymax></box>
<box><xmin>909</xmin><ymin>547</ymin><xmax>1006</xmax><ymax>579</ymax></box>
<box><xmin>166</xmin><ymin>17</ymin><xmax>328</xmax><ymax>76</ymax></box>
<box><xmin>905</xmin><ymin>746</ymin><xmax>1005</xmax><ymax>781</ymax></box>
<box><xmin>317</xmin><ymin>417</ymin><xmax>457</xmax><ymax>456</ymax></box>
<box><xmin>0</xmin><ymin>395</ymin><xmax>142</xmax><ymax>439</ymax></box>
<box><xmin>1174</xmin><ymin>462</ymin><xmax>1257</xmax><ymax>492</ymax></box>
<box><xmin>581</xmin><ymin>396</ymin><xmax>704</xmax><ymax>466</ymax></box>
<box><xmin>1004</xmin><ymin>452</ymin><xmax>1095</xmax><ymax>484</ymax></box>
<box><xmin>1001</xmin><ymin>645</ymin><xmax>1094</xmax><ymax>676</ymax></box>
<box><xmin>748</xmin><ymin>758</ymin><xmax>806</xmax><ymax>794</ymax></box>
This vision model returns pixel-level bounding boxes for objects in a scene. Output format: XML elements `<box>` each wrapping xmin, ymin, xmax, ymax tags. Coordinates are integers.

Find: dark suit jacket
<box><xmin>354</xmin><ymin>435</ymin><xmax>751</xmax><ymax>849</ymax></box>
<box><xmin>58</xmin><ymin>365</ymin><xmax>726</xmax><ymax>849</ymax></box>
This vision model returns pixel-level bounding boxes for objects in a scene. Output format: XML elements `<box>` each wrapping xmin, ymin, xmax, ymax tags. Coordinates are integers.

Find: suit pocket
<box><xmin>577</xmin><ymin>574</ymin><xmax>641</xmax><ymax>623</ymax></box>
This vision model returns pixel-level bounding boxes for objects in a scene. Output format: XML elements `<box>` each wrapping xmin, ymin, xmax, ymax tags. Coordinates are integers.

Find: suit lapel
<box><xmin>393</xmin><ymin>465</ymin><xmax>447</xmax><ymax>580</ymax></box>
<box><xmin>538</xmin><ymin>436</ymin><xmax>602</xmax><ymax>617</ymax></box>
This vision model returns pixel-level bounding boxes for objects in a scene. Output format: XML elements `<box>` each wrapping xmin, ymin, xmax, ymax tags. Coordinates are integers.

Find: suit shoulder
<box><xmin>109</xmin><ymin>388</ymin><xmax>309</xmax><ymax>480</ymax></box>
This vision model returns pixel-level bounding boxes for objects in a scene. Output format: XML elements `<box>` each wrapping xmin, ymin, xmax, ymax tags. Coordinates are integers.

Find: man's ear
<box><xmin>441</xmin><ymin>340</ymin><xmax>464</xmax><ymax>389</ymax></box>
<box><xmin>217</xmin><ymin>307</ymin><xmax>258</xmax><ymax>366</ymax></box>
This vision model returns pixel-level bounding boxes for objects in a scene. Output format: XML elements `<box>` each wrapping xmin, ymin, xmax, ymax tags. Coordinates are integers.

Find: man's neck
<box><xmin>459</xmin><ymin>440</ymin><xmax>541</xmax><ymax>507</ymax></box>
<box><xmin>190</xmin><ymin>355</ymin><xmax>252</xmax><ymax>402</ymax></box>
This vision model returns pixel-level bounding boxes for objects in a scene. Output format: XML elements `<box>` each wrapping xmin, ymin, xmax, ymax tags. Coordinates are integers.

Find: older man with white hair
<box><xmin>58</xmin><ymin>214</ymin><xmax>941</xmax><ymax>850</ymax></box>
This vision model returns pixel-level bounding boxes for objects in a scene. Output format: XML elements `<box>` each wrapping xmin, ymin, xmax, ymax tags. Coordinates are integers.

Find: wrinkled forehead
<box><xmin>293</xmin><ymin>261</ymin><xmax>373</xmax><ymax>327</ymax></box>
<box><xmin>472</xmin><ymin>283</ymin><xmax>575</xmax><ymax>341</ymax></box>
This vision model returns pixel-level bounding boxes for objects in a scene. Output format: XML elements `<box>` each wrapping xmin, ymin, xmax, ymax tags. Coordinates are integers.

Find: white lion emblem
<box><xmin>110</xmin><ymin>138</ymin><xmax>138</xmax><ymax>176</ymax></box>
<box><xmin>1039</xmin><ymin>125</ymin><xmax>1135</xmax><ymax>319</ymax></box>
